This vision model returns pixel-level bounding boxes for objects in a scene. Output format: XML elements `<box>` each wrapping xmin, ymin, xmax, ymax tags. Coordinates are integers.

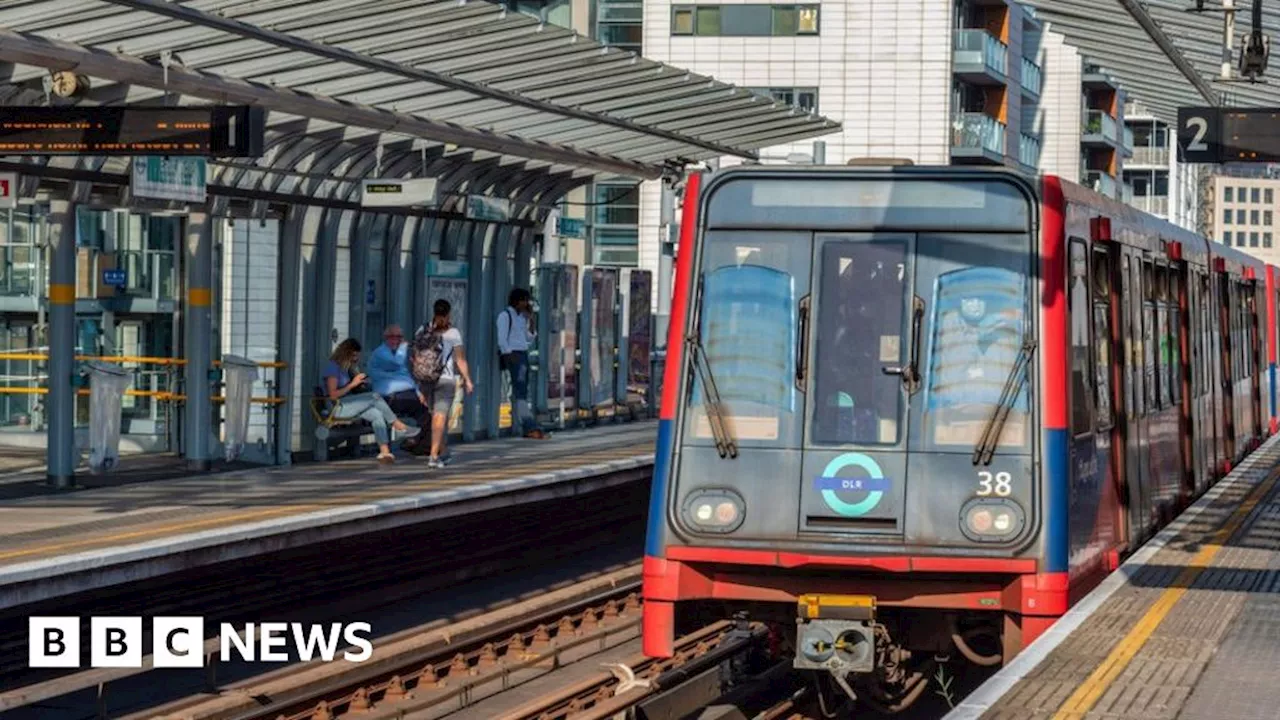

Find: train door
<box><xmin>798</xmin><ymin>233</ymin><xmax>914</xmax><ymax>536</ymax></box>
<box><xmin>1218</xmin><ymin>271</ymin><xmax>1237</xmax><ymax>467</ymax></box>
<box><xmin>1248</xmin><ymin>280</ymin><xmax>1263</xmax><ymax>445</ymax></box>
<box><xmin>1203</xmin><ymin>272</ymin><xmax>1220</xmax><ymax>483</ymax></box>
<box><xmin>1137</xmin><ymin>255</ymin><xmax>1156</xmax><ymax>534</ymax></box>
<box><xmin>1187</xmin><ymin>270</ymin><xmax>1206</xmax><ymax>495</ymax></box>
<box><xmin>1119</xmin><ymin>248</ymin><xmax>1146</xmax><ymax>545</ymax></box>
<box><xmin>1174</xmin><ymin>262</ymin><xmax>1193</xmax><ymax>504</ymax></box>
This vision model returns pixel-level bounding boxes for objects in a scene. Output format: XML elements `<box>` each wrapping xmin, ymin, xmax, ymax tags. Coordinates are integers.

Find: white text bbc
<box><xmin>29</xmin><ymin>617</ymin><xmax>373</xmax><ymax>668</ymax></box>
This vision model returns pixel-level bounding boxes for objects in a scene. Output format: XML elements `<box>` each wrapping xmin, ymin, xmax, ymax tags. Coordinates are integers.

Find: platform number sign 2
<box><xmin>1177</xmin><ymin>107</ymin><xmax>1222</xmax><ymax>164</ymax></box>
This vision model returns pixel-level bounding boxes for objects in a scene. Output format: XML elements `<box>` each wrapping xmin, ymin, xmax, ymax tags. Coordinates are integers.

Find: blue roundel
<box><xmin>816</xmin><ymin>453</ymin><xmax>889</xmax><ymax>517</ymax></box>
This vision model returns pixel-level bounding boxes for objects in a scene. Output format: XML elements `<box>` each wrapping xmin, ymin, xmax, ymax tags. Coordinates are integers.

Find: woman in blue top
<box><xmin>322</xmin><ymin>338</ymin><xmax>420</xmax><ymax>464</ymax></box>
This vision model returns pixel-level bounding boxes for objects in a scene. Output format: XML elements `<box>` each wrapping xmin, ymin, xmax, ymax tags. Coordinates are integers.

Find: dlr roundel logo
<box><xmin>814</xmin><ymin>453</ymin><xmax>891</xmax><ymax>518</ymax></box>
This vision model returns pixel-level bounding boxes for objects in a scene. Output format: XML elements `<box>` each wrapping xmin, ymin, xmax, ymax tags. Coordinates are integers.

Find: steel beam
<box><xmin>0</xmin><ymin>28</ymin><xmax>662</xmax><ymax>179</ymax></box>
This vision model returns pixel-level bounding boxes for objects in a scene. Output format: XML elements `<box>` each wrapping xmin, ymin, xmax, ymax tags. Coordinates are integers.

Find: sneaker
<box><xmin>397</xmin><ymin>426</ymin><xmax>422</xmax><ymax>440</ymax></box>
<box><xmin>524</xmin><ymin>429</ymin><xmax>548</xmax><ymax>439</ymax></box>
<box><xmin>426</xmin><ymin>456</ymin><xmax>442</xmax><ymax>468</ymax></box>
<box><xmin>377</xmin><ymin>453</ymin><xmax>396</xmax><ymax>465</ymax></box>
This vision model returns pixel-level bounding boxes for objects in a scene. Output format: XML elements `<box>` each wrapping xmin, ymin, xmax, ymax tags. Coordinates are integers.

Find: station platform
<box><xmin>949</xmin><ymin>434</ymin><xmax>1280</xmax><ymax>720</ymax></box>
<box><xmin>0</xmin><ymin>422</ymin><xmax>655</xmax><ymax>610</ymax></box>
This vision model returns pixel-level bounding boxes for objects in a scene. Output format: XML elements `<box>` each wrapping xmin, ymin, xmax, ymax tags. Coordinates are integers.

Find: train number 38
<box><xmin>976</xmin><ymin>471</ymin><xmax>1013</xmax><ymax>497</ymax></box>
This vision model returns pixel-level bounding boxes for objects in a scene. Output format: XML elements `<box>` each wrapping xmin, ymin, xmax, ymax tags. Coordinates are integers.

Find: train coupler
<box><xmin>793</xmin><ymin>594</ymin><xmax>876</xmax><ymax>699</ymax></box>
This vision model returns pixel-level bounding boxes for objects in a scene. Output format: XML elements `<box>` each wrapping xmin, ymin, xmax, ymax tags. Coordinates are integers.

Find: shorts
<box><xmin>429</xmin><ymin>378</ymin><xmax>457</xmax><ymax>417</ymax></box>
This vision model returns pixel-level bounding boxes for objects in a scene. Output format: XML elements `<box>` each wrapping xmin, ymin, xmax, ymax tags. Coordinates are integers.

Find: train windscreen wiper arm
<box><xmin>972</xmin><ymin>336</ymin><xmax>1036</xmax><ymax>466</ymax></box>
<box><xmin>686</xmin><ymin>334</ymin><xmax>739</xmax><ymax>459</ymax></box>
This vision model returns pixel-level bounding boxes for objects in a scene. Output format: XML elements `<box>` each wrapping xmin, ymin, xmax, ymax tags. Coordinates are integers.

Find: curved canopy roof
<box><xmin>0</xmin><ymin>0</ymin><xmax>841</xmax><ymax>219</ymax></box>
<box><xmin>1027</xmin><ymin>0</ymin><xmax>1279</xmax><ymax>123</ymax></box>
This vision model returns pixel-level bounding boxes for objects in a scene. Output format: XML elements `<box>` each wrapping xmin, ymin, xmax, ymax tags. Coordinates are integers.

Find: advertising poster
<box><xmin>547</xmin><ymin>265</ymin><xmax>578</xmax><ymax>411</ymax></box>
<box><xmin>591</xmin><ymin>268</ymin><xmax>618</xmax><ymax>409</ymax></box>
<box><xmin>627</xmin><ymin>270</ymin><xmax>652</xmax><ymax>404</ymax></box>
<box><xmin>426</xmin><ymin>259</ymin><xmax>469</xmax><ymax>432</ymax></box>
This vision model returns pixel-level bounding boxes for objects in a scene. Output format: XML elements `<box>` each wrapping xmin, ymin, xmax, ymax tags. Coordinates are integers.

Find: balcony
<box><xmin>951</xmin><ymin>112</ymin><xmax>1007</xmax><ymax>164</ymax></box>
<box><xmin>1018</xmin><ymin>133</ymin><xmax>1042</xmax><ymax>169</ymax></box>
<box><xmin>1132</xmin><ymin>195</ymin><xmax>1170</xmax><ymax>216</ymax></box>
<box><xmin>953</xmin><ymin>29</ymin><xmax>1008</xmax><ymax>86</ymax></box>
<box><xmin>1122</xmin><ymin>126</ymin><xmax>1135</xmax><ymax>155</ymax></box>
<box><xmin>1082</xmin><ymin>65</ymin><xmax>1122</xmax><ymax>89</ymax></box>
<box><xmin>1020</xmin><ymin>56</ymin><xmax>1042</xmax><ymax>98</ymax></box>
<box><xmin>1083</xmin><ymin>170</ymin><xmax>1119</xmax><ymax>199</ymax></box>
<box><xmin>1082</xmin><ymin>109</ymin><xmax>1119</xmax><ymax>147</ymax></box>
<box><xmin>1130</xmin><ymin>146</ymin><xmax>1169</xmax><ymax>167</ymax></box>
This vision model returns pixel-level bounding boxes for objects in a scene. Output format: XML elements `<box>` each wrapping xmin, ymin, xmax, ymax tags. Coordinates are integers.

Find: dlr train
<box><xmin>641</xmin><ymin>164</ymin><xmax>1280</xmax><ymax>711</ymax></box>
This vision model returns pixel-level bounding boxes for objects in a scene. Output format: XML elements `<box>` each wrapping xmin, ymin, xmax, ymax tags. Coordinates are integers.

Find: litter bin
<box><xmin>220</xmin><ymin>354</ymin><xmax>260</xmax><ymax>462</ymax></box>
<box><xmin>85</xmin><ymin>362</ymin><xmax>131</xmax><ymax>474</ymax></box>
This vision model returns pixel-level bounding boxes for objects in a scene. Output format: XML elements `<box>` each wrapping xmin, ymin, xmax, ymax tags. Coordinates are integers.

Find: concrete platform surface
<box><xmin>948</xmin><ymin>433</ymin><xmax>1280</xmax><ymax>720</ymax></box>
<box><xmin>0</xmin><ymin>422</ymin><xmax>655</xmax><ymax>609</ymax></box>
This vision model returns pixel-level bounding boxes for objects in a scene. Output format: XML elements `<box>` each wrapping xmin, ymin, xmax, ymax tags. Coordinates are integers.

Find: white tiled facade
<box><xmin>1034</xmin><ymin>28</ymin><xmax>1082</xmax><ymax>182</ymax></box>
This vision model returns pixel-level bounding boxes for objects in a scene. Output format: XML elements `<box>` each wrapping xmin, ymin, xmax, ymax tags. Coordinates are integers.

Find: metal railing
<box><xmin>0</xmin><ymin>353</ymin><xmax>287</xmax><ymax>451</ymax></box>
<box><xmin>0</xmin><ymin>243</ymin><xmax>40</xmax><ymax>297</ymax></box>
<box><xmin>1083</xmin><ymin>109</ymin><xmax>1118</xmax><ymax>142</ymax></box>
<box><xmin>1131</xmin><ymin>195</ymin><xmax>1170</xmax><ymax>216</ymax></box>
<box><xmin>1019</xmin><ymin>133</ymin><xmax>1042</xmax><ymax>168</ymax></box>
<box><xmin>954</xmin><ymin>29</ymin><xmax>1008</xmax><ymax>76</ymax></box>
<box><xmin>1130</xmin><ymin>146</ymin><xmax>1169</xmax><ymax>166</ymax></box>
<box><xmin>1084</xmin><ymin>170</ymin><xmax>1118</xmax><ymax>198</ymax></box>
<box><xmin>952</xmin><ymin>113</ymin><xmax>1007</xmax><ymax>154</ymax></box>
<box><xmin>1021</xmin><ymin>56</ymin><xmax>1042</xmax><ymax>95</ymax></box>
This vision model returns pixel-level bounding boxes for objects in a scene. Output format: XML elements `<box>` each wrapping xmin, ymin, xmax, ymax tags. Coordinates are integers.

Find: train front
<box><xmin>643</xmin><ymin>166</ymin><xmax>1060</xmax><ymax>710</ymax></box>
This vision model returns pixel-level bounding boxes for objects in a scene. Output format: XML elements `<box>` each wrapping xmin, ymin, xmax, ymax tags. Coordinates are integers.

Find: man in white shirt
<box><xmin>497</xmin><ymin>287</ymin><xmax>546</xmax><ymax>439</ymax></box>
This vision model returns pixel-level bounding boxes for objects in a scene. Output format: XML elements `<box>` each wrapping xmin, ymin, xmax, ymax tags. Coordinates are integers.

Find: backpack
<box><xmin>411</xmin><ymin>325</ymin><xmax>445</xmax><ymax>385</ymax></box>
<box><xmin>497</xmin><ymin>308</ymin><xmax>515</xmax><ymax>367</ymax></box>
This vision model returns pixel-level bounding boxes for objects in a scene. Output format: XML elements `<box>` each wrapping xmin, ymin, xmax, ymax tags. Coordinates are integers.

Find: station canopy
<box><xmin>1027</xmin><ymin>1</ymin><xmax>1280</xmax><ymax>123</ymax></box>
<box><xmin>0</xmin><ymin>0</ymin><xmax>840</xmax><ymax>219</ymax></box>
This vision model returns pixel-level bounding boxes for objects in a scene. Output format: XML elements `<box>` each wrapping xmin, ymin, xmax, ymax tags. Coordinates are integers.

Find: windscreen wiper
<box><xmin>972</xmin><ymin>336</ymin><xmax>1037</xmax><ymax>466</ymax></box>
<box><xmin>686</xmin><ymin>333</ymin><xmax>739</xmax><ymax>459</ymax></box>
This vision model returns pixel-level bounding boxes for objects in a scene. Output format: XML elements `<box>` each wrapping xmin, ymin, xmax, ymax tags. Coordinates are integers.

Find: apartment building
<box><xmin>1208</xmin><ymin>168</ymin><xmax>1280</xmax><ymax>264</ymax></box>
<box><xmin>1123</xmin><ymin>102</ymin><xmax>1200</xmax><ymax>231</ymax></box>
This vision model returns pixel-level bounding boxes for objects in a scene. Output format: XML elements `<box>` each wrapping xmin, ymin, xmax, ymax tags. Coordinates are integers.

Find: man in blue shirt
<box><xmin>369</xmin><ymin>324</ymin><xmax>428</xmax><ymax>452</ymax></box>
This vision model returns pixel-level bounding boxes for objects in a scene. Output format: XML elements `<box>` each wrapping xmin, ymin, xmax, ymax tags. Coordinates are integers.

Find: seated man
<box><xmin>368</xmin><ymin>324</ymin><xmax>429</xmax><ymax>453</ymax></box>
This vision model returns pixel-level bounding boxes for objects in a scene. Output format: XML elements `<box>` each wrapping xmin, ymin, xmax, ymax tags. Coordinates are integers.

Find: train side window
<box><xmin>1170</xmin><ymin>270</ymin><xmax>1183</xmax><ymax>406</ymax></box>
<box><xmin>1092</xmin><ymin>249</ymin><xmax>1113</xmax><ymax>429</ymax></box>
<box><xmin>1142</xmin><ymin>261</ymin><xmax>1157</xmax><ymax>412</ymax></box>
<box><xmin>1070</xmin><ymin>240</ymin><xmax>1094</xmax><ymax>435</ymax></box>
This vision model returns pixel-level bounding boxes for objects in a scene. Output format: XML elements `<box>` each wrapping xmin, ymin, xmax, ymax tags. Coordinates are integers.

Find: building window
<box><xmin>1267</xmin><ymin>210</ymin><xmax>1274</xmax><ymax>225</ymax></box>
<box><xmin>1225</xmin><ymin>187</ymin><xmax>1234</xmax><ymax>202</ymax></box>
<box><xmin>747</xmin><ymin>86</ymin><xmax>819</xmax><ymax>112</ymax></box>
<box><xmin>1224</xmin><ymin>231</ymin><xmax>1232</xmax><ymax>244</ymax></box>
<box><xmin>1225</xmin><ymin>208</ymin><xmax>1233</xmax><ymax>224</ymax></box>
<box><xmin>1266</xmin><ymin>232</ymin><xmax>1273</xmax><ymax>248</ymax></box>
<box><xmin>1240</xmin><ymin>186</ymin><xmax>1248</xmax><ymax>200</ymax></box>
<box><xmin>591</xmin><ymin>181</ymin><xmax>640</xmax><ymax>268</ymax></box>
<box><xmin>594</xmin><ymin>182</ymin><xmax>640</xmax><ymax>226</ymax></box>
<box><xmin>1267</xmin><ymin>189</ymin><xmax>1275</xmax><ymax>204</ymax></box>
<box><xmin>1253</xmin><ymin>209</ymin><xmax>1261</xmax><ymax>224</ymax></box>
<box><xmin>597</xmin><ymin>0</ymin><xmax>643</xmax><ymax>53</ymax></box>
<box><xmin>1252</xmin><ymin>231</ymin><xmax>1260</xmax><ymax>247</ymax></box>
<box><xmin>1238</xmin><ymin>209</ymin><xmax>1247</xmax><ymax>224</ymax></box>
<box><xmin>671</xmin><ymin>4</ymin><xmax>819</xmax><ymax>36</ymax></box>
<box><xmin>1253</xmin><ymin>188</ymin><xmax>1261</xmax><ymax>203</ymax></box>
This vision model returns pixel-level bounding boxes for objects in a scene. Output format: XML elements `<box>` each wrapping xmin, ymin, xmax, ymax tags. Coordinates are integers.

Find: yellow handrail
<box><xmin>0</xmin><ymin>353</ymin><xmax>287</xmax><ymax>369</ymax></box>
<box><xmin>0</xmin><ymin>387</ymin><xmax>285</xmax><ymax>405</ymax></box>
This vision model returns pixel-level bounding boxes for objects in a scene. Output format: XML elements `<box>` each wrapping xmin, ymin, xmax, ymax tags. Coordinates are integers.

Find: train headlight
<box><xmin>682</xmin><ymin>489</ymin><xmax>746</xmax><ymax>533</ymax></box>
<box><xmin>959</xmin><ymin>498</ymin><xmax>1026</xmax><ymax>543</ymax></box>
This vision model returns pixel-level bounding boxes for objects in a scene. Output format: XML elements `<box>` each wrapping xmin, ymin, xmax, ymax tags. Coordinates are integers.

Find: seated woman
<box><xmin>322</xmin><ymin>338</ymin><xmax>420</xmax><ymax>464</ymax></box>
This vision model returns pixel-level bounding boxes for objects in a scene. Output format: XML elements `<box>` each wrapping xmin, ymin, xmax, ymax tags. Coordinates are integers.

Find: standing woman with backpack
<box><xmin>411</xmin><ymin>299</ymin><xmax>474</xmax><ymax>468</ymax></box>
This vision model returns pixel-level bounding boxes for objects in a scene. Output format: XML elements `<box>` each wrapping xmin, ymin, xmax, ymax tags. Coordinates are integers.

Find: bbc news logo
<box><xmin>29</xmin><ymin>617</ymin><xmax>373</xmax><ymax>668</ymax></box>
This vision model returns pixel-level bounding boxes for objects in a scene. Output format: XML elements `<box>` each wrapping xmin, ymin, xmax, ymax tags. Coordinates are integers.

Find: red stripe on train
<box><xmin>1041</xmin><ymin>176</ymin><xmax>1068</xmax><ymax>430</ymax></box>
<box><xmin>660</xmin><ymin>172</ymin><xmax>703</xmax><ymax>420</ymax></box>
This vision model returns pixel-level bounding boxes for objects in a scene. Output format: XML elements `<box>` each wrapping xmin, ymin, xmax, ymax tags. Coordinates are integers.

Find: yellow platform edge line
<box><xmin>1051</xmin><ymin>461</ymin><xmax>1280</xmax><ymax>719</ymax></box>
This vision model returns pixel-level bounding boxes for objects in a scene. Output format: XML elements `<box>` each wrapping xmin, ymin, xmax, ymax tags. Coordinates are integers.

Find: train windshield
<box><xmin>676</xmin><ymin>172</ymin><xmax>1035</xmax><ymax>544</ymax></box>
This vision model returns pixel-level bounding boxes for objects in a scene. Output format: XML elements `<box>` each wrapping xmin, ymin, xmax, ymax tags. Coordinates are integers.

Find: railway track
<box><xmin>134</xmin><ymin>566</ymin><xmax>645</xmax><ymax>720</ymax></box>
<box><xmin>0</xmin><ymin>482</ymin><xmax>650</xmax><ymax>718</ymax></box>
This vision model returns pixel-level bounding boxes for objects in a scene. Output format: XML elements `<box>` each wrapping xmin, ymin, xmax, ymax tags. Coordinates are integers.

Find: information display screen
<box><xmin>0</xmin><ymin>106</ymin><xmax>265</xmax><ymax>157</ymax></box>
<box><xmin>1222</xmin><ymin>110</ymin><xmax>1280</xmax><ymax>162</ymax></box>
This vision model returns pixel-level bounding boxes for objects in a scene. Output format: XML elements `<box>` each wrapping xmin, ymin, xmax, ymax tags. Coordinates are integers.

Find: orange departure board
<box><xmin>0</xmin><ymin>106</ymin><xmax>265</xmax><ymax>157</ymax></box>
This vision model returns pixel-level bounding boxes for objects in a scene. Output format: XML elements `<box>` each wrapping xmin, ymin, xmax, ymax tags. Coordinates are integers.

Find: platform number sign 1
<box><xmin>1177</xmin><ymin>107</ymin><xmax>1222</xmax><ymax>164</ymax></box>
